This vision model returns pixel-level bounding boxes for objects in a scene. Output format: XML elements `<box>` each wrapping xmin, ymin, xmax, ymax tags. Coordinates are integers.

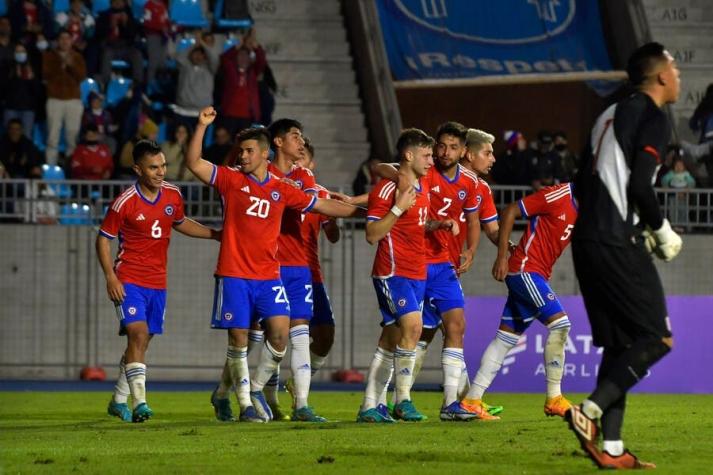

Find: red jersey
<box><xmin>70</xmin><ymin>144</ymin><xmax>114</xmax><ymax>180</ymax></box>
<box><xmin>425</xmin><ymin>165</ymin><xmax>480</xmax><ymax>264</ymax></box>
<box><xmin>508</xmin><ymin>183</ymin><xmax>578</xmax><ymax>280</ymax></box>
<box><xmin>211</xmin><ymin>165</ymin><xmax>316</xmax><ymax>279</ymax></box>
<box><xmin>267</xmin><ymin>162</ymin><xmax>318</xmax><ymax>267</ymax></box>
<box><xmin>302</xmin><ymin>186</ymin><xmax>331</xmax><ymax>283</ymax></box>
<box><xmin>99</xmin><ymin>182</ymin><xmax>185</xmax><ymax>289</ymax></box>
<box><xmin>368</xmin><ymin>177</ymin><xmax>430</xmax><ymax>279</ymax></box>
<box><xmin>447</xmin><ymin>173</ymin><xmax>498</xmax><ymax>268</ymax></box>
<box><xmin>143</xmin><ymin>0</ymin><xmax>169</xmax><ymax>33</ymax></box>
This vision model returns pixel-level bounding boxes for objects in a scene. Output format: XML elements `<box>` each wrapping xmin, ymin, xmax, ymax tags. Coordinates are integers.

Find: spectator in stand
<box><xmin>81</xmin><ymin>91</ymin><xmax>118</xmax><ymax>153</ymax></box>
<box><xmin>42</xmin><ymin>30</ymin><xmax>86</xmax><ymax>165</ymax></box>
<box><xmin>95</xmin><ymin>0</ymin><xmax>142</xmax><ymax>86</ymax></box>
<box><xmin>553</xmin><ymin>131</ymin><xmax>578</xmax><ymax>182</ymax></box>
<box><xmin>661</xmin><ymin>155</ymin><xmax>696</xmax><ymax>232</ymax></box>
<box><xmin>690</xmin><ymin>84</ymin><xmax>713</xmax><ymax>185</ymax></box>
<box><xmin>116</xmin><ymin>117</ymin><xmax>158</xmax><ymax>178</ymax></box>
<box><xmin>216</xmin><ymin>28</ymin><xmax>266</xmax><ymax>137</ymax></box>
<box><xmin>0</xmin><ymin>18</ymin><xmax>13</xmax><ymax>88</ymax></box>
<box><xmin>352</xmin><ymin>156</ymin><xmax>381</xmax><ymax>196</ymax></box>
<box><xmin>527</xmin><ymin>130</ymin><xmax>565</xmax><ymax>190</ymax></box>
<box><xmin>142</xmin><ymin>0</ymin><xmax>170</xmax><ymax>85</ymax></box>
<box><xmin>174</xmin><ymin>34</ymin><xmax>219</xmax><ymax>132</ymax></box>
<box><xmin>54</xmin><ymin>0</ymin><xmax>95</xmax><ymax>53</ymax></box>
<box><xmin>8</xmin><ymin>0</ymin><xmax>53</xmax><ymax>45</ymax></box>
<box><xmin>203</xmin><ymin>124</ymin><xmax>233</xmax><ymax>165</ymax></box>
<box><xmin>491</xmin><ymin>130</ymin><xmax>531</xmax><ymax>186</ymax></box>
<box><xmin>0</xmin><ymin>118</ymin><xmax>42</xmax><ymax>177</ymax></box>
<box><xmin>70</xmin><ymin>124</ymin><xmax>114</xmax><ymax>180</ymax></box>
<box><xmin>3</xmin><ymin>42</ymin><xmax>43</xmax><ymax>136</ymax></box>
<box><xmin>161</xmin><ymin>123</ymin><xmax>190</xmax><ymax>180</ymax></box>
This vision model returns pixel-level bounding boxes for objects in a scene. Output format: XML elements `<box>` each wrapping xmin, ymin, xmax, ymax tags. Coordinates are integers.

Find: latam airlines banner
<box><xmin>464</xmin><ymin>296</ymin><xmax>713</xmax><ymax>393</ymax></box>
<box><xmin>375</xmin><ymin>0</ymin><xmax>614</xmax><ymax>81</ymax></box>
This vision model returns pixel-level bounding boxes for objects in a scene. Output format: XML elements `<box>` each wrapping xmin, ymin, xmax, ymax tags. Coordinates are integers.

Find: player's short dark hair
<box><xmin>267</xmin><ymin>118</ymin><xmax>303</xmax><ymax>151</ymax></box>
<box><xmin>435</xmin><ymin>121</ymin><xmax>467</xmax><ymax>143</ymax></box>
<box><xmin>627</xmin><ymin>42</ymin><xmax>668</xmax><ymax>87</ymax></box>
<box><xmin>236</xmin><ymin>127</ymin><xmax>271</xmax><ymax>151</ymax></box>
<box><xmin>6</xmin><ymin>118</ymin><xmax>23</xmax><ymax>129</ymax></box>
<box><xmin>396</xmin><ymin>128</ymin><xmax>435</xmax><ymax>158</ymax></box>
<box><xmin>303</xmin><ymin>136</ymin><xmax>314</xmax><ymax>158</ymax></box>
<box><xmin>133</xmin><ymin>139</ymin><xmax>162</xmax><ymax>163</ymax></box>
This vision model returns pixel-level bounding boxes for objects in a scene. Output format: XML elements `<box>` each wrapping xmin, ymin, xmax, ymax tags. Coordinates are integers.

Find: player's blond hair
<box><xmin>465</xmin><ymin>128</ymin><xmax>495</xmax><ymax>152</ymax></box>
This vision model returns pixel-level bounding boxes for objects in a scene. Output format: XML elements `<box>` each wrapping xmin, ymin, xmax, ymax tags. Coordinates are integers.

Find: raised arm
<box><xmin>96</xmin><ymin>234</ymin><xmax>125</xmax><ymax>303</ymax></box>
<box><xmin>491</xmin><ymin>202</ymin><xmax>520</xmax><ymax>281</ymax></box>
<box><xmin>365</xmin><ymin>185</ymin><xmax>416</xmax><ymax>245</ymax></box>
<box><xmin>374</xmin><ymin>162</ymin><xmax>399</xmax><ymax>181</ymax></box>
<box><xmin>173</xmin><ymin>217</ymin><xmax>221</xmax><ymax>240</ymax></box>
<box><xmin>311</xmin><ymin>198</ymin><xmax>365</xmax><ymax>219</ymax></box>
<box><xmin>186</xmin><ymin>107</ymin><xmax>220</xmax><ymax>185</ymax></box>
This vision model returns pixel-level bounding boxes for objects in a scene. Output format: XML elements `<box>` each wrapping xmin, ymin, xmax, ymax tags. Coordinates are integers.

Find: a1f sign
<box><xmin>376</xmin><ymin>0</ymin><xmax>614</xmax><ymax>80</ymax></box>
<box><xmin>464</xmin><ymin>296</ymin><xmax>713</xmax><ymax>393</ymax></box>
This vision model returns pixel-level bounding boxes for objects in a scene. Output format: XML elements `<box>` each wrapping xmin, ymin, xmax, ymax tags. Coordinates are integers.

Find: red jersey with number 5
<box><xmin>99</xmin><ymin>183</ymin><xmax>186</xmax><ymax>289</ymax></box>
<box><xmin>211</xmin><ymin>164</ymin><xmax>316</xmax><ymax>279</ymax></box>
<box><xmin>367</xmin><ymin>178</ymin><xmax>430</xmax><ymax>279</ymax></box>
<box><xmin>508</xmin><ymin>183</ymin><xmax>578</xmax><ymax>280</ymax></box>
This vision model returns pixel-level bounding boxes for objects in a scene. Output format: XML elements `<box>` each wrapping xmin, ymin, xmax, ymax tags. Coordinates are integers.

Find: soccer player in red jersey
<box><xmin>460</xmin><ymin>183</ymin><xmax>578</xmax><ymax>419</ymax></box>
<box><xmin>357</xmin><ymin>128</ymin><xmax>459</xmax><ymax>423</ymax></box>
<box><xmin>186</xmin><ymin>107</ymin><xmax>358</xmax><ymax>423</ymax></box>
<box><xmin>97</xmin><ymin>140</ymin><xmax>221</xmax><ymax>423</ymax></box>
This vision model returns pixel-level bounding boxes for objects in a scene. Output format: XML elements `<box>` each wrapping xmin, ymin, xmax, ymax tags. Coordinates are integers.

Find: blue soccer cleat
<box><xmin>239</xmin><ymin>405</ymin><xmax>266</xmax><ymax>423</ymax></box>
<box><xmin>291</xmin><ymin>406</ymin><xmax>327</xmax><ymax>422</ymax></box>
<box><xmin>107</xmin><ymin>400</ymin><xmax>132</xmax><ymax>422</ymax></box>
<box><xmin>440</xmin><ymin>401</ymin><xmax>479</xmax><ymax>421</ymax></box>
<box><xmin>356</xmin><ymin>407</ymin><xmax>395</xmax><ymax>423</ymax></box>
<box><xmin>393</xmin><ymin>400</ymin><xmax>426</xmax><ymax>422</ymax></box>
<box><xmin>210</xmin><ymin>388</ymin><xmax>235</xmax><ymax>422</ymax></box>
<box><xmin>132</xmin><ymin>402</ymin><xmax>153</xmax><ymax>423</ymax></box>
<box><xmin>376</xmin><ymin>403</ymin><xmax>396</xmax><ymax>422</ymax></box>
<box><xmin>250</xmin><ymin>391</ymin><xmax>273</xmax><ymax>421</ymax></box>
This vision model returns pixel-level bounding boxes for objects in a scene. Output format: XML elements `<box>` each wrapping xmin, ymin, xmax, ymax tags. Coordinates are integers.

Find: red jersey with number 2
<box><xmin>508</xmin><ymin>183</ymin><xmax>578</xmax><ymax>280</ymax></box>
<box><xmin>99</xmin><ymin>183</ymin><xmax>185</xmax><ymax>289</ymax></box>
<box><xmin>367</xmin><ymin>178</ymin><xmax>430</xmax><ymax>279</ymax></box>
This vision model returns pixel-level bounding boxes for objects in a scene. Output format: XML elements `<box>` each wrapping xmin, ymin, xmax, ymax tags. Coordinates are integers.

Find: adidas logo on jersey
<box><xmin>136</xmin><ymin>213</ymin><xmax>146</xmax><ymax>221</ymax></box>
<box><xmin>432</xmin><ymin>185</ymin><xmax>440</xmax><ymax>193</ymax></box>
<box><xmin>241</xmin><ymin>185</ymin><xmax>250</xmax><ymax>193</ymax></box>
<box><xmin>559</xmin><ymin>214</ymin><xmax>566</xmax><ymax>221</ymax></box>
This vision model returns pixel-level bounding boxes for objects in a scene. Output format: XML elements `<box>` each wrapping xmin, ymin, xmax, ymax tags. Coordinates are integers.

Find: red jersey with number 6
<box><xmin>508</xmin><ymin>183</ymin><xmax>578</xmax><ymax>280</ymax></box>
<box><xmin>367</xmin><ymin>178</ymin><xmax>430</xmax><ymax>279</ymax></box>
<box><xmin>99</xmin><ymin>182</ymin><xmax>186</xmax><ymax>289</ymax></box>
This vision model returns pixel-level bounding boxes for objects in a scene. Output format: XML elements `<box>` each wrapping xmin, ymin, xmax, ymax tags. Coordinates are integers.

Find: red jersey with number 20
<box><xmin>99</xmin><ymin>183</ymin><xmax>186</xmax><ymax>289</ymax></box>
<box><xmin>368</xmin><ymin>178</ymin><xmax>430</xmax><ymax>279</ymax></box>
<box><xmin>211</xmin><ymin>165</ymin><xmax>316</xmax><ymax>279</ymax></box>
<box><xmin>508</xmin><ymin>183</ymin><xmax>578</xmax><ymax>280</ymax></box>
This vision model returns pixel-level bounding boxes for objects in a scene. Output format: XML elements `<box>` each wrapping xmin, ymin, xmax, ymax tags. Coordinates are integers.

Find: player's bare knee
<box><xmin>228</xmin><ymin>329</ymin><xmax>248</xmax><ymax>348</ymax></box>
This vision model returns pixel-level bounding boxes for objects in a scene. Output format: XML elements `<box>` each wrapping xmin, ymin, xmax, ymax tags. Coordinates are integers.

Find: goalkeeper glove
<box><xmin>643</xmin><ymin>219</ymin><xmax>682</xmax><ymax>262</ymax></box>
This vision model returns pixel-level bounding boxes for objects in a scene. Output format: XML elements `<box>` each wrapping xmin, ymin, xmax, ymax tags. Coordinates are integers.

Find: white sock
<box><xmin>289</xmin><ymin>325</ymin><xmax>311</xmax><ymax>409</ymax></box>
<box><xmin>264</xmin><ymin>368</ymin><xmax>280</xmax><ymax>406</ymax></box>
<box><xmin>582</xmin><ymin>399</ymin><xmax>603</xmax><ymax>419</ymax></box>
<box><xmin>394</xmin><ymin>346</ymin><xmax>417</xmax><ymax>404</ymax></box>
<box><xmin>545</xmin><ymin>317</ymin><xmax>571</xmax><ymax>398</ymax></box>
<box><xmin>251</xmin><ymin>341</ymin><xmax>286</xmax><ymax>392</ymax></box>
<box><xmin>247</xmin><ymin>329</ymin><xmax>264</xmax><ymax>354</ymax></box>
<box><xmin>225</xmin><ymin>346</ymin><xmax>251</xmax><ymax>410</ymax></box>
<box><xmin>215</xmin><ymin>363</ymin><xmax>232</xmax><ymax>399</ymax></box>
<box><xmin>362</xmin><ymin>347</ymin><xmax>394</xmax><ymax>411</ymax></box>
<box><xmin>310</xmin><ymin>351</ymin><xmax>327</xmax><ymax>377</ymax></box>
<box><xmin>392</xmin><ymin>341</ymin><xmax>427</xmax><ymax>405</ymax></box>
<box><xmin>603</xmin><ymin>440</ymin><xmax>624</xmax><ymax>456</ymax></box>
<box><xmin>125</xmin><ymin>362</ymin><xmax>147</xmax><ymax>409</ymax></box>
<box><xmin>442</xmin><ymin>347</ymin><xmax>464</xmax><ymax>406</ymax></box>
<box><xmin>466</xmin><ymin>330</ymin><xmax>518</xmax><ymax>400</ymax></box>
<box><xmin>113</xmin><ymin>356</ymin><xmax>130</xmax><ymax>404</ymax></box>
<box><xmin>457</xmin><ymin>363</ymin><xmax>470</xmax><ymax>400</ymax></box>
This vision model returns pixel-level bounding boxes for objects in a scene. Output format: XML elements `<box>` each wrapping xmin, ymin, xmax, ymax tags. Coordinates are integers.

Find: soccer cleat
<box><xmin>440</xmin><ymin>401</ymin><xmax>479</xmax><ymax>421</ymax></box>
<box><xmin>460</xmin><ymin>398</ymin><xmax>501</xmax><ymax>420</ymax></box>
<box><xmin>239</xmin><ymin>405</ymin><xmax>266</xmax><ymax>423</ymax></box>
<box><xmin>376</xmin><ymin>403</ymin><xmax>396</xmax><ymax>422</ymax></box>
<box><xmin>565</xmin><ymin>404</ymin><xmax>601</xmax><ymax>463</ymax></box>
<box><xmin>268</xmin><ymin>401</ymin><xmax>291</xmax><ymax>421</ymax></box>
<box><xmin>598</xmin><ymin>450</ymin><xmax>656</xmax><ymax>470</ymax></box>
<box><xmin>131</xmin><ymin>402</ymin><xmax>153</xmax><ymax>423</ymax></box>
<box><xmin>393</xmin><ymin>400</ymin><xmax>426</xmax><ymax>422</ymax></box>
<box><xmin>291</xmin><ymin>406</ymin><xmax>327</xmax><ymax>422</ymax></box>
<box><xmin>482</xmin><ymin>401</ymin><xmax>504</xmax><ymax>416</ymax></box>
<box><xmin>544</xmin><ymin>395</ymin><xmax>572</xmax><ymax>418</ymax></box>
<box><xmin>250</xmin><ymin>391</ymin><xmax>273</xmax><ymax>421</ymax></box>
<box><xmin>356</xmin><ymin>407</ymin><xmax>395</xmax><ymax>423</ymax></box>
<box><xmin>210</xmin><ymin>388</ymin><xmax>235</xmax><ymax>422</ymax></box>
<box><xmin>107</xmin><ymin>400</ymin><xmax>132</xmax><ymax>422</ymax></box>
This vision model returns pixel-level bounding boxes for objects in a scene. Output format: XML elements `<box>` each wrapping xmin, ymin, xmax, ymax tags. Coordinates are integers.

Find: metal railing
<box><xmin>2</xmin><ymin>179</ymin><xmax>713</xmax><ymax>230</ymax></box>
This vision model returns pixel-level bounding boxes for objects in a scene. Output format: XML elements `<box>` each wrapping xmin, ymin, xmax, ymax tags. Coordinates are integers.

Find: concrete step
<box><xmin>253</xmin><ymin>21</ymin><xmax>348</xmax><ymax>58</ymax></box>
<box><xmin>308</xmin><ymin>127</ymin><xmax>368</xmax><ymax>143</ymax></box>
<box><xmin>644</xmin><ymin>4</ymin><xmax>713</xmax><ymax>27</ymax></box>
<box><xmin>249</xmin><ymin>0</ymin><xmax>342</xmax><ymax>21</ymax></box>
<box><xmin>269</xmin><ymin>62</ymin><xmax>356</xmax><ymax>86</ymax></box>
<box><xmin>275</xmin><ymin>83</ymin><xmax>359</xmax><ymax>102</ymax></box>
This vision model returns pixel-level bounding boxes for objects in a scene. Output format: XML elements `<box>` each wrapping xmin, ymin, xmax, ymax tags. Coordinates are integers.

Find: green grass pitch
<box><xmin>2</xmin><ymin>391</ymin><xmax>713</xmax><ymax>474</ymax></box>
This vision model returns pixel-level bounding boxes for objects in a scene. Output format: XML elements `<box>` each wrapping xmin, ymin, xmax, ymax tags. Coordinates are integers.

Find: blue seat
<box><xmin>203</xmin><ymin>124</ymin><xmax>213</xmax><ymax>147</ymax></box>
<box><xmin>92</xmin><ymin>0</ymin><xmax>110</xmax><ymax>15</ymax></box>
<box><xmin>132</xmin><ymin>0</ymin><xmax>147</xmax><ymax>20</ymax></box>
<box><xmin>223</xmin><ymin>36</ymin><xmax>239</xmax><ymax>52</ymax></box>
<box><xmin>59</xmin><ymin>203</ymin><xmax>92</xmax><ymax>225</ymax></box>
<box><xmin>157</xmin><ymin>121</ymin><xmax>167</xmax><ymax>144</ymax></box>
<box><xmin>214</xmin><ymin>0</ymin><xmax>252</xmax><ymax>30</ymax></box>
<box><xmin>175</xmin><ymin>36</ymin><xmax>196</xmax><ymax>53</ymax></box>
<box><xmin>106</xmin><ymin>77</ymin><xmax>133</xmax><ymax>107</ymax></box>
<box><xmin>33</xmin><ymin>123</ymin><xmax>67</xmax><ymax>153</ymax></box>
<box><xmin>0</xmin><ymin>0</ymin><xmax>7</xmax><ymax>16</ymax></box>
<box><xmin>111</xmin><ymin>59</ymin><xmax>130</xmax><ymax>70</ymax></box>
<box><xmin>80</xmin><ymin>78</ymin><xmax>101</xmax><ymax>107</ymax></box>
<box><xmin>53</xmin><ymin>0</ymin><xmax>70</xmax><ymax>13</ymax></box>
<box><xmin>169</xmin><ymin>0</ymin><xmax>209</xmax><ymax>28</ymax></box>
<box><xmin>42</xmin><ymin>164</ymin><xmax>72</xmax><ymax>199</ymax></box>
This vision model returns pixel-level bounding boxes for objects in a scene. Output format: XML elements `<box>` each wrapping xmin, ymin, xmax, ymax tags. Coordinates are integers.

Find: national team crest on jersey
<box><xmin>128</xmin><ymin>306</ymin><xmax>137</xmax><ymax>315</ymax></box>
<box><xmin>458</xmin><ymin>190</ymin><xmax>466</xmax><ymax>200</ymax></box>
<box><xmin>224</xmin><ymin>312</ymin><xmax>233</xmax><ymax>321</ymax></box>
<box><xmin>476</xmin><ymin>195</ymin><xmax>482</xmax><ymax>205</ymax></box>
<box><xmin>398</xmin><ymin>298</ymin><xmax>406</xmax><ymax>307</ymax></box>
<box><xmin>295</xmin><ymin>180</ymin><xmax>303</xmax><ymax>188</ymax></box>
<box><xmin>548</xmin><ymin>293</ymin><xmax>555</xmax><ymax>301</ymax></box>
<box><xmin>271</xmin><ymin>191</ymin><xmax>281</xmax><ymax>201</ymax></box>
<box><xmin>164</xmin><ymin>205</ymin><xmax>174</xmax><ymax>216</ymax></box>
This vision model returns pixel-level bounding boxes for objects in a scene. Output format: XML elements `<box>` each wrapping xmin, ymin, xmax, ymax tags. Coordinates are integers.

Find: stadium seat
<box><xmin>59</xmin><ymin>203</ymin><xmax>92</xmax><ymax>225</ymax></box>
<box><xmin>132</xmin><ymin>0</ymin><xmax>147</xmax><ymax>20</ymax></box>
<box><xmin>0</xmin><ymin>0</ymin><xmax>6</xmax><ymax>16</ymax></box>
<box><xmin>157</xmin><ymin>121</ymin><xmax>167</xmax><ymax>144</ymax></box>
<box><xmin>41</xmin><ymin>164</ymin><xmax>71</xmax><ymax>199</ymax></box>
<box><xmin>52</xmin><ymin>0</ymin><xmax>69</xmax><ymax>13</ymax></box>
<box><xmin>203</xmin><ymin>124</ymin><xmax>213</xmax><ymax>147</ymax></box>
<box><xmin>223</xmin><ymin>36</ymin><xmax>239</xmax><ymax>52</ymax></box>
<box><xmin>213</xmin><ymin>0</ymin><xmax>252</xmax><ymax>30</ymax></box>
<box><xmin>80</xmin><ymin>78</ymin><xmax>101</xmax><ymax>107</ymax></box>
<box><xmin>111</xmin><ymin>60</ymin><xmax>130</xmax><ymax>70</ymax></box>
<box><xmin>175</xmin><ymin>36</ymin><xmax>196</xmax><ymax>53</ymax></box>
<box><xmin>106</xmin><ymin>77</ymin><xmax>133</xmax><ymax>107</ymax></box>
<box><xmin>169</xmin><ymin>0</ymin><xmax>209</xmax><ymax>28</ymax></box>
<box><xmin>92</xmin><ymin>0</ymin><xmax>110</xmax><ymax>15</ymax></box>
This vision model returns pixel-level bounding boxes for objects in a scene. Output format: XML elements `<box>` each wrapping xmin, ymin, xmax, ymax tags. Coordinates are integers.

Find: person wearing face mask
<box><xmin>553</xmin><ymin>131</ymin><xmax>578</xmax><ymax>182</ymax></box>
<box><xmin>81</xmin><ymin>91</ymin><xmax>118</xmax><ymax>155</ymax></box>
<box><xmin>70</xmin><ymin>124</ymin><xmax>114</xmax><ymax>180</ymax></box>
<box><xmin>3</xmin><ymin>42</ymin><xmax>43</xmax><ymax>137</ymax></box>
<box><xmin>173</xmin><ymin>34</ymin><xmax>219</xmax><ymax>133</ymax></box>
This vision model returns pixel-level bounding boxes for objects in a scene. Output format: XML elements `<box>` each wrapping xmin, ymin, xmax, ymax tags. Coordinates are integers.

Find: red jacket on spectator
<box><xmin>70</xmin><ymin>143</ymin><xmax>113</xmax><ymax>180</ymax></box>
<box><xmin>143</xmin><ymin>0</ymin><xmax>169</xmax><ymax>35</ymax></box>
<box><xmin>219</xmin><ymin>46</ymin><xmax>266</xmax><ymax>122</ymax></box>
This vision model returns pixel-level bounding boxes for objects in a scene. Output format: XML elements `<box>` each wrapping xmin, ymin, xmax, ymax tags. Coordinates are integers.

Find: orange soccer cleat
<box><xmin>460</xmin><ymin>398</ymin><xmax>501</xmax><ymax>420</ymax></box>
<box><xmin>596</xmin><ymin>449</ymin><xmax>657</xmax><ymax>470</ymax></box>
<box><xmin>544</xmin><ymin>395</ymin><xmax>573</xmax><ymax>417</ymax></box>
